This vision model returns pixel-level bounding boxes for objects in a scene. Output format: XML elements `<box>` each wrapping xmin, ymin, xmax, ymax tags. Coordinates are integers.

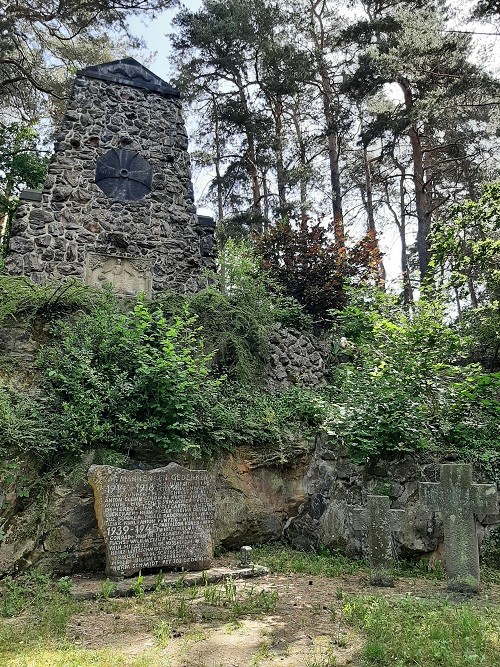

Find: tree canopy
<box><xmin>1</xmin><ymin>0</ymin><xmax>176</xmax><ymax>122</ymax></box>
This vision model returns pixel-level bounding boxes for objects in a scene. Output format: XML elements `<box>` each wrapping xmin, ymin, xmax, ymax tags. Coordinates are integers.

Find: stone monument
<box><xmin>3</xmin><ymin>58</ymin><xmax>215</xmax><ymax>296</ymax></box>
<box><xmin>351</xmin><ymin>495</ymin><xmax>405</xmax><ymax>586</ymax></box>
<box><xmin>420</xmin><ymin>463</ymin><xmax>498</xmax><ymax>593</ymax></box>
<box><xmin>88</xmin><ymin>463</ymin><xmax>215</xmax><ymax>577</ymax></box>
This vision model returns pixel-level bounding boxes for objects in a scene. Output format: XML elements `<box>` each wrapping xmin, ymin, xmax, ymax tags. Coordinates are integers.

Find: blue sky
<box><xmin>128</xmin><ymin>1</ymin><xmax>203</xmax><ymax>81</ymax></box>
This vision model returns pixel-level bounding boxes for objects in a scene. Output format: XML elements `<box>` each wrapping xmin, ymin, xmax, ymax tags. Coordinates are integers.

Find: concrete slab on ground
<box><xmin>70</xmin><ymin>564</ymin><xmax>269</xmax><ymax>600</ymax></box>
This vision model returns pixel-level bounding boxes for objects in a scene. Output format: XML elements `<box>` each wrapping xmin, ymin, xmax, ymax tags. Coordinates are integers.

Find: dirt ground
<box><xmin>64</xmin><ymin>567</ymin><xmax>500</xmax><ymax>667</ymax></box>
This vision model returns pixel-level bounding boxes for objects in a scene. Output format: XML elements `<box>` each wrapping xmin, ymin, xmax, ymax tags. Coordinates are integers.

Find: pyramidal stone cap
<box><xmin>77</xmin><ymin>57</ymin><xmax>180</xmax><ymax>98</ymax></box>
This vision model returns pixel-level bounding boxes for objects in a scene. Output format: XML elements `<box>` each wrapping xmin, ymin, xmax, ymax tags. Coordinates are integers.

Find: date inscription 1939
<box><xmin>88</xmin><ymin>463</ymin><xmax>215</xmax><ymax>577</ymax></box>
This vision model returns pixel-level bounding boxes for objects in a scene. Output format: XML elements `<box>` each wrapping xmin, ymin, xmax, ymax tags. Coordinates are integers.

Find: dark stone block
<box><xmin>52</xmin><ymin>186</ymin><xmax>73</xmax><ymax>202</ymax></box>
<box><xmin>19</xmin><ymin>189</ymin><xmax>42</xmax><ymax>202</ymax></box>
<box><xmin>78</xmin><ymin>58</ymin><xmax>180</xmax><ymax>98</ymax></box>
<box><xmin>31</xmin><ymin>209</ymin><xmax>53</xmax><ymax>223</ymax></box>
<box><xmin>41</xmin><ymin>248</ymin><xmax>55</xmax><ymax>261</ymax></box>
<box><xmin>200</xmin><ymin>236</ymin><xmax>213</xmax><ymax>257</ymax></box>
<box><xmin>35</xmin><ymin>235</ymin><xmax>52</xmax><ymax>247</ymax></box>
<box><xmin>9</xmin><ymin>237</ymin><xmax>35</xmax><ymax>253</ymax></box>
<box><xmin>58</xmin><ymin>263</ymin><xmax>80</xmax><ymax>275</ymax></box>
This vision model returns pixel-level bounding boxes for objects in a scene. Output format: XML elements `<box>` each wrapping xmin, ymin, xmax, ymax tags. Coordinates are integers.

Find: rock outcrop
<box><xmin>0</xmin><ymin>434</ymin><xmax>498</xmax><ymax>575</ymax></box>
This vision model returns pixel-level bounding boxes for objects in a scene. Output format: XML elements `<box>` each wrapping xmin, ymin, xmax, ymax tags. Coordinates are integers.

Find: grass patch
<box><xmin>0</xmin><ymin>571</ymin><xmax>82</xmax><ymax>665</ymax></box>
<box><xmin>343</xmin><ymin>594</ymin><xmax>500</xmax><ymax>666</ymax></box>
<box><xmin>252</xmin><ymin>544</ymin><xmax>366</xmax><ymax>576</ymax></box>
<box><xmin>252</xmin><ymin>544</ymin><xmax>499</xmax><ymax>584</ymax></box>
<box><xmin>0</xmin><ymin>574</ymin><xmax>279</xmax><ymax>666</ymax></box>
<box><xmin>3</xmin><ymin>647</ymin><xmax>167</xmax><ymax>667</ymax></box>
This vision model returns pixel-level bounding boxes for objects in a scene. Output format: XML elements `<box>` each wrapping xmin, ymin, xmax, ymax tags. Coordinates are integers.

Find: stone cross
<box><xmin>352</xmin><ymin>495</ymin><xmax>405</xmax><ymax>586</ymax></box>
<box><xmin>420</xmin><ymin>463</ymin><xmax>498</xmax><ymax>594</ymax></box>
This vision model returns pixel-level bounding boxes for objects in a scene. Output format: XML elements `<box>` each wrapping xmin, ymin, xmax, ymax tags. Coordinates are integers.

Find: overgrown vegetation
<box><xmin>0</xmin><ymin>276</ymin><xmax>105</xmax><ymax>324</ymax></box>
<box><xmin>325</xmin><ymin>288</ymin><xmax>499</xmax><ymax>479</ymax></box>
<box><xmin>0</xmin><ymin>248</ymin><xmax>324</xmax><ymax>471</ymax></box>
<box><xmin>343</xmin><ymin>595</ymin><xmax>500</xmax><ymax>667</ymax></box>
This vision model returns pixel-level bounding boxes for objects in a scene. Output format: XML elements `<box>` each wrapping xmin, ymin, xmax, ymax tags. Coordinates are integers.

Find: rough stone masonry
<box><xmin>3</xmin><ymin>58</ymin><xmax>216</xmax><ymax>295</ymax></box>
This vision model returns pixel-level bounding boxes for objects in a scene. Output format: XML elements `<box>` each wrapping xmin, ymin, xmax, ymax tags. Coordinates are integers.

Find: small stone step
<box><xmin>69</xmin><ymin>564</ymin><xmax>269</xmax><ymax>600</ymax></box>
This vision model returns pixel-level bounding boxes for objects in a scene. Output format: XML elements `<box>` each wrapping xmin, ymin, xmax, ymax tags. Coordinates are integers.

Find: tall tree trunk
<box><xmin>235</xmin><ymin>73</ymin><xmax>262</xmax><ymax>213</ymax></box>
<box><xmin>385</xmin><ymin>159</ymin><xmax>413</xmax><ymax>305</ymax></box>
<box><xmin>262</xmin><ymin>171</ymin><xmax>270</xmax><ymax>228</ymax></box>
<box><xmin>212</xmin><ymin>96</ymin><xmax>224</xmax><ymax>223</ymax></box>
<box><xmin>273</xmin><ymin>96</ymin><xmax>287</xmax><ymax>216</ymax></box>
<box><xmin>310</xmin><ymin>0</ymin><xmax>345</xmax><ymax>248</ymax></box>
<box><xmin>320</xmin><ymin>66</ymin><xmax>344</xmax><ymax>247</ymax></box>
<box><xmin>362</xmin><ymin>143</ymin><xmax>386</xmax><ymax>287</ymax></box>
<box><xmin>291</xmin><ymin>102</ymin><xmax>308</xmax><ymax>222</ymax></box>
<box><xmin>398</xmin><ymin>77</ymin><xmax>431</xmax><ymax>282</ymax></box>
<box><xmin>398</xmin><ymin>168</ymin><xmax>413</xmax><ymax>306</ymax></box>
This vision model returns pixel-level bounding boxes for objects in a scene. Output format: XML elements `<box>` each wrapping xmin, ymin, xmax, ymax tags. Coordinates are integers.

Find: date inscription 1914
<box><xmin>88</xmin><ymin>463</ymin><xmax>215</xmax><ymax>577</ymax></box>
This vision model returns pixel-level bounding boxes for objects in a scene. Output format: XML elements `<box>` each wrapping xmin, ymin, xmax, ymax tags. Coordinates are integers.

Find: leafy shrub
<box><xmin>254</xmin><ymin>218</ymin><xmax>380</xmax><ymax>324</ymax></box>
<box><xmin>327</xmin><ymin>289</ymin><xmax>500</xmax><ymax>469</ymax></box>
<box><xmin>157</xmin><ymin>241</ymin><xmax>312</xmax><ymax>382</ymax></box>
<box><xmin>38</xmin><ymin>297</ymin><xmax>222</xmax><ymax>458</ymax></box>
<box><xmin>190</xmin><ymin>383</ymin><xmax>327</xmax><ymax>465</ymax></box>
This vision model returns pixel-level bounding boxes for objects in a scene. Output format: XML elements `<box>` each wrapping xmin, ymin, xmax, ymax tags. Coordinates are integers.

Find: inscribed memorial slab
<box><xmin>88</xmin><ymin>463</ymin><xmax>215</xmax><ymax>577</ymax></box>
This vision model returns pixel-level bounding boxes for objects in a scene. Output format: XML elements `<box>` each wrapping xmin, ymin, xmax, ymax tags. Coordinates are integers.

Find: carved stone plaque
<box><xmin>85</xmin><ymin>253</ymin><xmax>152</xmax><ymax>297</ymax></box>
<box><xmin>88</xmin><ymin>464</ymin><xmax>216</xmax><ymax>577</ymax></box>
<box><xmin>95</xmin><ymin>148</ymin><xmax>153</xmax><ymax>201</ymax></box>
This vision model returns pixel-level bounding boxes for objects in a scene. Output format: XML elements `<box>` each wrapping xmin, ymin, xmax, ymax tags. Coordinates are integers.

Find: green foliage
<box><xmin>0</xmin><ymin>123</ymin><xmax>48</xmax><ymax>205</ymax></box>
<box><xmin>460</xmin><ymin>302</ymin><xmax>500</xmax><ymax>371</ymax></box>
<box><xmin>327</xmin><ymin>288</ymin><xmax>500</xmax><ymax>469</ymax></box>
<box><xmin>100</xmin><ymin>579</ymin><xmax>117</xmax><ymax>601</ymax></box>
<box><xmin>0</xmin><ymin>385</ymin><xmax>54</xmax><ymax>460</ymax></box>
<box><xmin>196</xmin><ymin>383</ymin><xmax>326</xmax><ymax>465</ymax></box>
<box><xmin>431</xmin><ymin>183</ymin><xmax>500</xmax><ymax>370</ymax></box>
<box><xmin>481</xmin><ymin>526</ymin><xmax>500</xmax><ymax>570</ymax></box>
<box><xmin>431</xmin><ymin>182</ymin><xmax>500</xmax><ymax>302</ymax></box>
<box><xmin>343</xmin><ymin>595</ymin><xmax>500</xmax><ymax>667</ymax></box>
<box><xmin>0</xmin><ymin>276</ymin><xmax>105</xmax><ymax>324</ymax></box>
<box><xmin>190</xmin><ymin>285</ymin><xmax>272</xmax><ymax>382</ymax></box>
<box><xmin>158</xmin><ymin>242</ymin><xmax>312</xmax><ymax>382</ymax></box>
<box><xmin>0</xmin><ymin>257</ymin><xmax>322</xmax><ymax>468</ymax></box>
<box><xmin>38</xmin><ymin>297</ymin><xmax>222</xmax><ymax>458</ymax></box>
<box><xmin>131</xmin><ymin>572</ymin><xmax>145</xmax><ymax>599</ymax></box>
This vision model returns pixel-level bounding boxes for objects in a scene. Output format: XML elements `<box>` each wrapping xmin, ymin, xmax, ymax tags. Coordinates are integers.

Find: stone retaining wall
<box><xmin>1</xmin><ymin>435</ymin><xmax>497</xmax><ymax>575</ymax></box>
<box><xmin>268</xmin><ymin>325</ymin><xmax>331</xmax><ymax>387</ymax></box>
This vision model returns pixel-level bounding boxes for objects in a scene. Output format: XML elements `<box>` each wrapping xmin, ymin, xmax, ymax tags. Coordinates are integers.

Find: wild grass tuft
<box><xmin>343</xmin><ymin>594</ymin><xmax>500</xmax><ymax>667</ymax></box>
<box><xmin>252</xmin><ymin>544</ymin><xmax>366</xmax><ymax>577</ymax></box>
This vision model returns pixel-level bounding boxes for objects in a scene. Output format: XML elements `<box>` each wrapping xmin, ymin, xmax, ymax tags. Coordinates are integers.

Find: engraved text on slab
<box><xmin>88</xmin><ymin>464</ymin><xmax>215</xmax><ymax>577</ymax></box>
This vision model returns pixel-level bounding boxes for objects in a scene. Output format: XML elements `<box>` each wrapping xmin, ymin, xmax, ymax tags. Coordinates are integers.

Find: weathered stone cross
<box><xmin>420</xmin><ymin>463</ymin><xmax>498</xmax><ymax>594</ymax></box>
<box><xmin>352</xmin><ymin>495</ymin><xmax>405</xmax><ymax>586</ymax></box>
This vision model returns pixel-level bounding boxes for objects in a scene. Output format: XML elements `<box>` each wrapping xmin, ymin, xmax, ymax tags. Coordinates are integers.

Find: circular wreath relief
<box><xmin>95</xmin><ymin>148</ymin><xmax>153</xmax><ymax>201</ymax></box>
